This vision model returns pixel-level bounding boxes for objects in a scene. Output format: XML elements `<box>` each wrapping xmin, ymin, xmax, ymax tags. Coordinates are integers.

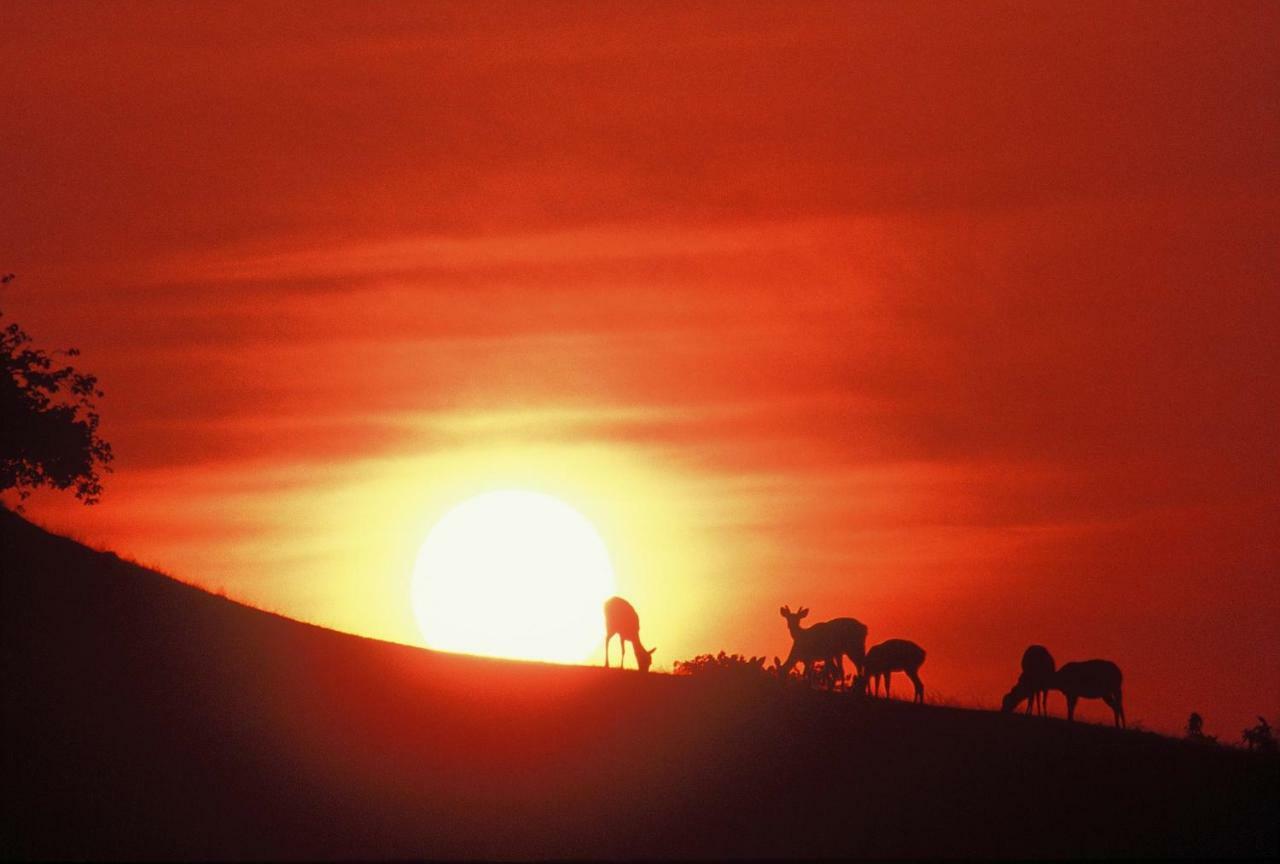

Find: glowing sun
<box><xmin>411</xmin><ymin>490</ymin><xmax>617</xmax><ymax>663</ymax></box>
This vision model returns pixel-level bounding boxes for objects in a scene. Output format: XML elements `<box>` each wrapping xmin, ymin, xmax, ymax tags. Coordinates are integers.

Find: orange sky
<box><xmin>3</xmin><ymin>0</ymin><xmax>1278</xmax><ymax>736</ymax></box>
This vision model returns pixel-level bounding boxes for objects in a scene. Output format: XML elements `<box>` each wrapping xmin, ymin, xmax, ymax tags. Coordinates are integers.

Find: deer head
<box><xmin>636</xmin><ymin>645</ymin><xmax>657</xmax><ymax>673</ymax></box>
<box><xmin>779</xmin><ymin>605</ymin><xmax>809</xmax><ymax>623</ymax></box>
<box><xmin>1001</xmin><ymin>682</ymin><xmax>1030</xmax><ymax>713</ymax></box>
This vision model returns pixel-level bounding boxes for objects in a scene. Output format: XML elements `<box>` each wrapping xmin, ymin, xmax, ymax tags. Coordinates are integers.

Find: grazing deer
<box><xmin>1001</xmin><ymin>644</ymin><xmax>1056</xmax><ymax>716</ymax></box>
<box><xmin>603</xmin><ymin>596</ymin><xmax>656</xmax><ymax>673</ymax></box>
<box><xmin>856</xmin><ymin>639</ymin><xmax>927</xmax><ymax>703</ymax></box>
<box><xmin>825</xmin><ymin>616</ymin><xmax>870</xmax><ymax>682</ymax></box>
<box><xmin>777</xmin><ymin>605</ymin><xmax>868</xmax><ymax>688</ymax></box>
<box><xmin>1051</xmin><ymin>659</ymin><xmax>1124</xmax><ymax>728</ymax></box>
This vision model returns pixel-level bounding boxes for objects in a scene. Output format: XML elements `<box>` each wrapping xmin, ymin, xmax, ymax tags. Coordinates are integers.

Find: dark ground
<box><xmin>3</xmin><ymin>507</ymin><xmax>1277</xmax><ymax>859</ymax></box>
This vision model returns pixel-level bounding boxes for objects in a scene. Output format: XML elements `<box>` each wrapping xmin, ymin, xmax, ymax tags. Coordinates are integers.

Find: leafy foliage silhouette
<box><xmin>1185</xmin><ymin>712</ymin><xmax>1217</xmax><ymax>744</ymax></box>
<box><xmin>673</xmin><ymin>650</ymin><xmax>771</xmax><ymax>680</ymax></box>
<box><xmin>1242</xmin><ymin>716</ymin><xmax>1276</xmax><ymax>754</ymax></box>
<box><xmin>674</xmin><ymin>650</ymin><xmax>849</xmax><ymax>693</ymax></box>
<box><xmin>1</xmin><ymin>277</ymin><xmax>113</xmax><ymax>505</ymax></box>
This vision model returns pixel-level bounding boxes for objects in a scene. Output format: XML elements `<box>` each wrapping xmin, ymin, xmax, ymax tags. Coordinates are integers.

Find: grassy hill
<box><xmin>3</xmin><ymin>507</ymin><xmax>1277</xmax><ymax>859</ymax></box>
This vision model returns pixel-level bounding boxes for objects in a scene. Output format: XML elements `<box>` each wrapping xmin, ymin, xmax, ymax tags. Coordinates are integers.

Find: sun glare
<box><xmin>411</xmin><ymin>490</ymin><xmax>617</xmax><ymax>663</ymax></box>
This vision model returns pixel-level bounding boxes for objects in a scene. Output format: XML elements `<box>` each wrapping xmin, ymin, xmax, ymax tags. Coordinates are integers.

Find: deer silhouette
<box><xmin>856</xmin><ymin>638</ymin><xmax>926</xmax><ymax>703</ymax></box>
<box><xmin>777</xmin><ymin>605</ymin><xmax>868</xmax><ymax>688</ymax></box>
<box><xmin>773</xmin><ymin>604</ymin><xmax>865</xmax><ymax>686</ymax></box>
<box><xmin>824</xmin><ymin>616</ymin><xmax>870</xmax><ymax>683</ymax></box>
<box><xmin>778</xmin><ymin>606</ymin><xmax>826</xmax><ymax>681</ymax></box>
<box><xmin>1001</xmin><ymin>644</ymin><xmax>1056</xmax><ymax>716</ymax></box>
<box><xmin>1052</xmin><ymin>659</ymin><xmax>1124</xmax><ymax>727</ymax></box>
<box><xmin>603</xmin><ymin>596</ymin><xmax>656</xmax><ymax>673</ymax></box>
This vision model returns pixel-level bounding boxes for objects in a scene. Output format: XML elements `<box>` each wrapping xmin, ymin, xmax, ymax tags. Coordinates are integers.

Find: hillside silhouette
<box><xmin>3</xmin><ymin>507</ymin><xmax>1277</xmax><ymax>859</ymax></box>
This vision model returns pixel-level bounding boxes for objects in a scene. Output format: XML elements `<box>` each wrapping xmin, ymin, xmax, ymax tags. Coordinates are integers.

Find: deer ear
<box><xmin>649</xmin><ymin>646</ymin><xmax>657</xmax><ymax>656</ymax></box>
<box><xmin>799</xmin><ymin>608</ymin><xmax>809</xmax><ymax>619</ymax></box>
<box><xmin>779</xmin><ymin>606</ymin><xmax>788</xmax><ymax>616</ymax></box>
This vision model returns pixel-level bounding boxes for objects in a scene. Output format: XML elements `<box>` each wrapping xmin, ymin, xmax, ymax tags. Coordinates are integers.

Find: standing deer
<box><xmin>777</xmin><ymin>605</ymin><xmax>869</xmax><ymax>688</ymax></box>
<box><xmin>856</xmin><ymin>638</ymin><xmax>927</xmax><ymax>703</ymax></box>
<box><xmin>1051</xmin><ymin>659</ymin><xmax>1124</xmax><ymax>727</ymax></box>
<box><xmin>1001</xmin><ymin>644</ymin><xmax>1056</xmax><ymax>716</ymax></box>
<box><xmin>603</xmin><ymin>596</ymin><xmax>656</xmax><ymax>673</ymax></box>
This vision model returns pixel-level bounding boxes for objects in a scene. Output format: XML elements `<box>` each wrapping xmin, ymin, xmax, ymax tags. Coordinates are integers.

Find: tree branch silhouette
<box><xmin>1</xmin><ymin>275</ymin><xmax>113</xmax><ymax>506</ymax></box>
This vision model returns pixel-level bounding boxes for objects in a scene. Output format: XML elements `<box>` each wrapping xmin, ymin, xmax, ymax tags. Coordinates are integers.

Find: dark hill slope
<box><xmin>2</xmin><ymin>508</ymin><xmax>1277</xmax><ymax>859</ymax></box>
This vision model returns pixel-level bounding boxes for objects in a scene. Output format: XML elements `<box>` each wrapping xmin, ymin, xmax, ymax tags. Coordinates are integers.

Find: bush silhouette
<box><xmin>673</xmin><ymin>650</ymin><xmax>773</xmax><ymax>682</ymax></box>
<box><xmin>1185</xmin><ymin>712</ymin><xmax>1217</xmax><ymax>744</ymax></box>
<box><xmin>1</xmin><ymin>279</ymin><xmax>113</xmax><ymax>505</ymax></box>
<box><xmin>1242</xmin><ymin>717</ymin><xmax>1276</xmax><ymax>754</ymax></box>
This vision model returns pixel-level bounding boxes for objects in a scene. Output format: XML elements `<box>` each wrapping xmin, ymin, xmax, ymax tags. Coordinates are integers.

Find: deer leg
<box><xmin>778</xmin><ymin>648</ymin><xmax>797</xmax><ymax>679</ymax></box>
<box><xmin>908</xmin><ymin>669</ymin><xmax>924</xmax><ymax>704</ymax></box>
<box><xmin>1067</xmin><ymin>694</ymin><xmax>1077</xmax><ymax>722</ymax></box>
<box><xmin>605</xmin><ymin>633</ymin><xmax>611</xmax><ymax>668</ymax></box>
<box><xmin>620</xmin><ymin>639</ymin><xmax>627</xmax><ymax>670</ymax></box>
<box><xmin>1105</xmin><ymin>692</ymin><xmax>1125</xmax><ymax>728</ymax></box>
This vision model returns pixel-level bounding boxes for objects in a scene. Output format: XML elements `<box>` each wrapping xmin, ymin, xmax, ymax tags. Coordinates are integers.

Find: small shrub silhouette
<box><xmin>1185</xmin><ymin>712</ymin><xmax>1217</xmax><ymax>744</ymax></box>
<box><xmin>673</xmin><ymin>650</ymin><xmax>771</xmax><ymax>681</ymax></box>
<box><xmin>804</xmin><ymin>656</ymin><xmax>843</xmax><ymax>690</ymax></box>
<box><xmin>1242</xmin><ymin>716</ymin><xmax>1276</xmax><ymax>754</ymax></box>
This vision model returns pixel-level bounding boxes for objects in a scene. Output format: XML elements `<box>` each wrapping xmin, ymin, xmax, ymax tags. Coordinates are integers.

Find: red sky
<box><xmin>3</xmin><ymin>1</ymin><xmax>1277</xmax><ymax>736</ymax></box>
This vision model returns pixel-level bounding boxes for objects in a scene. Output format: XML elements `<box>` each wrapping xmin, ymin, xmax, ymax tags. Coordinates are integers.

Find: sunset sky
<box><xmin>3</xmin><ymin>1</ymin><xmax>1277</xmax><ymax>735</ymax></box>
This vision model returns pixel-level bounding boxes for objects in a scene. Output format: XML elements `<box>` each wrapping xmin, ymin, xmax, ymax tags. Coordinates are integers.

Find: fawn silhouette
<box><xmin>856</xmin><ymin>638</ymin><xmax>927</xmax><ymax>703</ymax></box>
<box><xmin>1001</xmin><ymin>644</ymin><xmax>1056</xmax><ymax>716</ymax></box>
<box><xmin>1052</xmin><ymin>659</ymin><xmax>1124</xmax><ymax>727</ymax></box>
<box><xmin>777</xmin><ymin>605</ymin><xmax>868</xmax><ymax>688</ymax></box>
<box><xmin>603</xmin><ymin>596</ymin><xmax>656</xmax><ymax>673</ymax></box>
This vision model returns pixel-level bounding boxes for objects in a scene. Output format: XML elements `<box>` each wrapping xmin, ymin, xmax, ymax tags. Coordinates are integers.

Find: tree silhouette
<box><xmin>1</xmin><ymin>278</ymin><xmax>113</xmax><ymax>505</ymax></box>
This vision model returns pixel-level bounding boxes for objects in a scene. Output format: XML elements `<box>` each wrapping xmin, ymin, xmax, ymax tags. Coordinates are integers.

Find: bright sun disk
<box><xmin>411</xmin><ymin>490</ymin><xmax>617</xmax><ymax>663</ymax></box>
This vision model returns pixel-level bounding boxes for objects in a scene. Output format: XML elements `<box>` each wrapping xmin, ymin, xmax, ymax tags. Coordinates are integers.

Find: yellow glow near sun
<box><xmin>411</xmin><ymin>489</ymin><xmax>617</xmax><ymax>662</ymax></box>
